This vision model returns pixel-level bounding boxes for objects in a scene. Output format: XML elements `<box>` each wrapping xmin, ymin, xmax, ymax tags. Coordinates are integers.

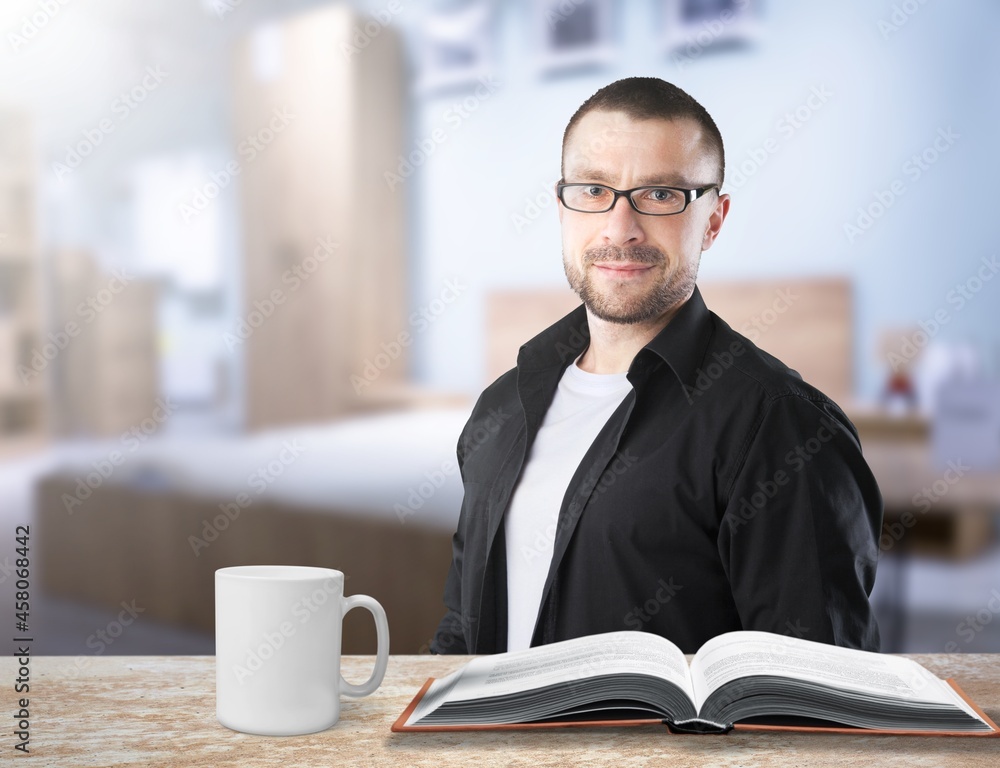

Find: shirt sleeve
<box><xmin>430</xmin><ymin>555</ymin><xmax>469</xmax><ymax>654</ymax></box>
<box><xmin>430</xmin><ymin>419</ymin><xmax>472</xmax><ymax>655</ymax></box>
<box><xmin>716</xmin><ymin>394</ymin><xmax>883</xmax><ymax>651</ymax></box>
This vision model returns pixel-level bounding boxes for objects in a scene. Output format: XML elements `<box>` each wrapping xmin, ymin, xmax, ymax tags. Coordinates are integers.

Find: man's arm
<box><xmin>717</xmin><ymin>394</ymin><xmax>883</xmax><ymax>651</ymax></box>
<box><xmin>430</xmin><ymin>420</ymin><xmax>472</xmax><ymax>654</ymax></box>
<box><xmin>430</xmin><ymin>558</ymin><xmax>469</xmax><ymax>654</ymax></box>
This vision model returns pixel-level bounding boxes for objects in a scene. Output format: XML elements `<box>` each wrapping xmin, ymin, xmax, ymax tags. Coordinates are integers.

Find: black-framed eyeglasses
<box><xmin>556</xmin><ymin>182</ymin><xmax>719</xmax><ymax>216</ymax></box>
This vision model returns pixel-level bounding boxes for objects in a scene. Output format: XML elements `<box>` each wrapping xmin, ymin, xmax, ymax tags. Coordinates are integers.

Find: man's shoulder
<box><xmin>693</xmin><ymin>316</ymin><xmax>863</xmax><ymax>467</ymax></box>
<box><xmin>463</xmin><ymin>367</ymin><xmax>521</xmax><ymax>427</ymax></box>
<box><xmin>699</xmin><ymin>311</ymin><xmax>838</xmax><ymax>409</ymax></box>
<box><xmin>480</xmin><ymin>366</ymin><xmax>519</xmax><ymax>401</ymax></box>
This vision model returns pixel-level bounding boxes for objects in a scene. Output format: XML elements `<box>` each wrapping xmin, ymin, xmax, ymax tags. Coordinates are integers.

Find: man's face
<box><xmin>558</xmin><ymin>110</ymin><xmax>729</xmax><ymax>325</ymax></box>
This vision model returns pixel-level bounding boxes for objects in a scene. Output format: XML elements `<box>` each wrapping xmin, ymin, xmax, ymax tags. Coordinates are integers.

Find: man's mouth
<box><xmin>592</xmin><ymin>262</ymin><xmax>655</xmax><ymax>278</ymax></box>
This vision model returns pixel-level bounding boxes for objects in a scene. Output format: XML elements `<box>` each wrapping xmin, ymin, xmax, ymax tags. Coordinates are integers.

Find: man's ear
<box><xmin>555</xmin><ymin>181</ymin><xmax>564</xmax><ymax>224</ymax></box>
<box><xmin>702</xmin><ymin>192</ymin><xmax>730</xmax><ymax>250</ymax></box>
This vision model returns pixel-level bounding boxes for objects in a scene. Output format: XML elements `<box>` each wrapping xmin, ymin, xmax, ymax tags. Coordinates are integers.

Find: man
<box><xmin>431</xmin><ymin>77</ymin><xmax>882</xmax><ymax>655</ymax></box>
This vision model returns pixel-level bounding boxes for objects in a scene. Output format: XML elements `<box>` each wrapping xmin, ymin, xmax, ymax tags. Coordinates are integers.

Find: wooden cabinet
<box><xmin>232</xmin><ymin>5</ymin><xmax>407</xmax><ymax>430</ymax></box>
<box><xmin>0</xmin><ymin>109</ymin><xmax>47</xmax><ymax>456</ymax></box>
<box><xmin>49</xmin><ymin>249</ymin><xmax>160</xmax><ymax>437</ymax></box>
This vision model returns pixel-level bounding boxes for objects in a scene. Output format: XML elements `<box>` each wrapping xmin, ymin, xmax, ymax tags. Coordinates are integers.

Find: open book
<box><xmin>393</xmin><ymin>630</ymin><xmax>999</xmax><ymax>735</ymax></box>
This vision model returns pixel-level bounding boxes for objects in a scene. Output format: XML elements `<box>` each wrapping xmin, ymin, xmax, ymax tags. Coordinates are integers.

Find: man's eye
<box><xmin>582</xmin><ymin>186</ymin><xmax>610</xmax><ymax>198</ymax></box>
<box><xmin>645</xmin><ymin>188</ymin><xmax>679</xmax><ymax>202</ymax></box>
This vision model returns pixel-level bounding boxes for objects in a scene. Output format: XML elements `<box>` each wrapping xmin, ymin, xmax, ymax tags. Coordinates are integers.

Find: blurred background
<box><xmin>1</xmin><ymin>0</ymin><xmax>999</xmax><ymax>659</ymax></box>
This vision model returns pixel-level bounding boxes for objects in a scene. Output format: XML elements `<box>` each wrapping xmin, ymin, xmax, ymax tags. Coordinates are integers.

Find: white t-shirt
<box><xmin>504</xmin><ymin>352</ymin><xmax>633</xmax><ymax>651</ymax></box>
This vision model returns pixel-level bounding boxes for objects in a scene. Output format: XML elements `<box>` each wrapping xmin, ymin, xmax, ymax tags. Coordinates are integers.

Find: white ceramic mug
<box><xmin>215</xmin><ymin>565</ymin><xmax>389</xmax><ymax>736</ymax></box>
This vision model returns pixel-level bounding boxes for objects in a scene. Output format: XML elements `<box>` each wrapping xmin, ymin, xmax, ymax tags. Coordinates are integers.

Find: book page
<box><xmin>689</xmin><ymin>631</ymin><xmax>974</xmax><ymax>716</ymax></box>
<box><xmin>406</xmin><ymin>631</ymin><xmax>692</xmax><ymax>725</ymax></box>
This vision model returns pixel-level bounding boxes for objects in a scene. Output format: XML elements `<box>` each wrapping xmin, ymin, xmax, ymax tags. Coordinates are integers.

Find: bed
<box><xmin>36</xmin><ymin>407</ymin><xmax>470</xmax><ymax>654</ymax></box>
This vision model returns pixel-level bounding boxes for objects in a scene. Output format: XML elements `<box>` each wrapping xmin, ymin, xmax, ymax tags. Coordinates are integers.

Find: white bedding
<box><xmin>48</xmin><ymin>407</ymin><xmax>474</xmax><ymax>531</ymax></box>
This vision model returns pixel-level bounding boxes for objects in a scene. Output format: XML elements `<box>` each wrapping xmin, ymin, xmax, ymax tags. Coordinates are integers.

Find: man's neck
<box><xmin>576</xmin><ymin>295</ymin><xmax>689</xmax><ymax>374</ymax></box>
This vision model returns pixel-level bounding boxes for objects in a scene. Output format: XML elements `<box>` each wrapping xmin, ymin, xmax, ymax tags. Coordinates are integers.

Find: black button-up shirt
<box><xmin>431</xmin><ymin>286</ymin><xmax>882</xmax><ymax>654</ymax></box>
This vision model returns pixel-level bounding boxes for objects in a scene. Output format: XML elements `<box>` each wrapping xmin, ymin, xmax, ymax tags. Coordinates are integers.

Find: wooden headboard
<box><xmin>486</xmin><ymin>278</ymin><xmax>853</xmax><ymax>405</ymax></box>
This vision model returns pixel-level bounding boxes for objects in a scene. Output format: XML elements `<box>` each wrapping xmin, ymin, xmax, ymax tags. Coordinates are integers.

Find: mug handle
<box><xmin>340</xmin><ymin>594</ymin><xmax>390</xmax><ymax>697</ymax></box>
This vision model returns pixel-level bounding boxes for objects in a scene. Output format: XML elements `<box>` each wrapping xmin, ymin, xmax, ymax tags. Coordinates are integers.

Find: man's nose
<box><xmin>600</xmin><ymin>195</ymin><xmax>645</xmax><ymax>247</ymax></box>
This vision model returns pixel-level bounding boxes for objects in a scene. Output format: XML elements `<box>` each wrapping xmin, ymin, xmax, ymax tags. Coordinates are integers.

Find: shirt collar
<box><xmin>638</xmin><ymin>285</ymin><xmax>715</xmax><ymax>390</ymax></box>
<box><xmin>516</xmin><ymin>285</ymin><xmax>714</xmax><ymax>391</ymax></box>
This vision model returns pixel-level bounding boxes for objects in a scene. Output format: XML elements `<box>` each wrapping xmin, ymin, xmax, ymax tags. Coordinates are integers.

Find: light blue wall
<box><xmin>401</xmin><ymin>0</ymin><xmax>1000</xmax><ymax>402</ymax></box>
<box><xmin>23</xmin><ymin>0</ymin><xmax>1000</xmax><ymax>409</ymax></box>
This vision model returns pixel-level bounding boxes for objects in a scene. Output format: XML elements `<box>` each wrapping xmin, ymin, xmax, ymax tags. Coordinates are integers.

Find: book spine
<box><xmin>663</xmin><ymin>718</ymin><xmax>734</xmax><ymax>735</ymax></box>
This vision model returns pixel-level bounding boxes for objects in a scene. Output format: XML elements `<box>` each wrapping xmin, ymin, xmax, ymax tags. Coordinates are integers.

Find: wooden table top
<box><xmin>6</xmin><ymin>654</ymin><xmax>1000</xmax><ymax>767</ymax></box>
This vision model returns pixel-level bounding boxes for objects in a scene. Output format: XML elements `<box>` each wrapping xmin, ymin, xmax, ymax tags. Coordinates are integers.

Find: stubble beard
<box><xmin>563</xmin><ymin>245</ymin><xmax>699</xmax><ymax>325</ymax></box>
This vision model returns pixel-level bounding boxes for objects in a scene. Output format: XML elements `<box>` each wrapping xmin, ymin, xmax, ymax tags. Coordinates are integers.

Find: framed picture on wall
<box><xmin>534</xmin><ymin>0</ymin><xmax>616</xmax><ymax>77</ymax></box>
<box><xmin>661</xmin><ymin>0</ymin><xmax>760</xmax><ymax>63</ymax></box>
<box><xmin>415</xmin><ymin>1</ymin><xmax>497</xmax><ymax>96</ymax></box>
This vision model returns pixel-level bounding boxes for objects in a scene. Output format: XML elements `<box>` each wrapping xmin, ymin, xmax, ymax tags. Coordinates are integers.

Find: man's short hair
<box><xmin>561</xmin><ymin>77</ymin><xmax>725</xmax><ymax>186</ymax></box>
